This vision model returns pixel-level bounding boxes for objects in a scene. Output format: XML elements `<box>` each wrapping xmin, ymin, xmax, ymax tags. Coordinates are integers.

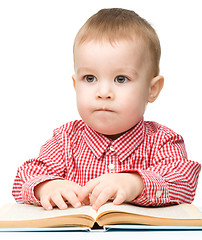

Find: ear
<box><xmin>72</xmin><ymin>75</ymin><xmax>76</xmax><ymax>89</ymax></box>
<box><xmin>148</xmin><ymin>75</ymin><xmax>164</xmax><ymax>103</ymax></box>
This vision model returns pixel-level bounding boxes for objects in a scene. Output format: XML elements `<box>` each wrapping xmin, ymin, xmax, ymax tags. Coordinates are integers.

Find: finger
<box><xmin>76</xmin><ymin>186</ymin><xmax>89</xmax><ymax>203</ymax></box>
<box><xmin>40</xmin><ymin>195</ymin><xmax>54</xmax><ymax>211</ymax></box>
<box><xmin>113</xmin><ymin>190</ymin><xmax>126</xmax><ymax>205</ymax></box>
<box><xmin>89</xmin><ymin>185</ymin><xmax>102</xmax><ymax>206</ymax></box>
<box><xmin>51</xmin><ymin>193</ymin><xmax>68</xmax><ymax>210</ymax></box>
<box><xmin>76</xmin><ymin>185</ymin><xmax>89</xmax><ymax>205</ymax></box>
<box><xmin>63</xmin><ymin>191</ymin><xmax>81</xmax><ymax>208</ymax></box>
<box><xmin>80</xmin><ymin>178</ymin><xmax>100</xmax><ymax>202</ymax></box>
<box><xmin>92</xmin><ymin>187</ymin><xmax>116</xmax><ymax>210</ymax></box>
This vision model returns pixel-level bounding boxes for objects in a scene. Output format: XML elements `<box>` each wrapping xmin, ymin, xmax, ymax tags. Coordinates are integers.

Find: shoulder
<box><xmin>54</xmin><ymin>120</ymin><xmax>85</xmax><ymax>133</ymax></box>
<box><xmin>144</xmin><ymin>121</ymin><xmax>184</xmax><ymax>143</ymax></box>
<box><xmin>53</xmin><ymin>120</ymin><xmax>85</xmax><ymax>141</ymax></box>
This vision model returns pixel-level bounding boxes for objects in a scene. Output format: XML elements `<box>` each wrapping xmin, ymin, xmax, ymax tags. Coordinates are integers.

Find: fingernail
<box><xmin>75</xmin><ymin>202</ymin><xmax>81</xmax><ymax>208</ymax></box>
<box><xmin>92</xmin><ymin>204</ymin><xmax>98</xmax><ymax>210</ymax></box>
<box><xmin>61</xmin><ymin>204</ymin><xmax>68</xmax><ymax>209</ymax></box>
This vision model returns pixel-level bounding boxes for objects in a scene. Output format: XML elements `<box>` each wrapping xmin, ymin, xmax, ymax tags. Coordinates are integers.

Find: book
<box><xmin>0</xmin><ymin>202</ymin><xmax>202</xmax><ymax>229</ymax></box>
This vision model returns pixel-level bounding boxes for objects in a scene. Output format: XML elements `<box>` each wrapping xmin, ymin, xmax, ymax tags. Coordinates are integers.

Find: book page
<box><xmin>0</xmin><ymin>203</ymin><xmax>97</xmax><ymax>221</ymax></box>
<box><xmin>97</xmin><ymin>202</ymin><xmax>202</xmax><ymax>220</ymax></box>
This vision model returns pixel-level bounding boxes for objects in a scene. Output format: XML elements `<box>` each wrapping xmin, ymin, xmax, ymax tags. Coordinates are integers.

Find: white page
<box><xmin>0</xmin><ymin>203</ymin><xmax>97</xmax><ymax>221</ymax></box>
<box><xmin>97</xmin><ymin>202</ymin><xmax>202</xmax><ymax>219</ymax></box>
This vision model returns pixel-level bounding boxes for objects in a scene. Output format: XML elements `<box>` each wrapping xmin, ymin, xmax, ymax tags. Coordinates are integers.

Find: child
<box><xmin>12</xmin><ymin>8</ymin><xmax>201</xmax><ymax>211</ymax></box>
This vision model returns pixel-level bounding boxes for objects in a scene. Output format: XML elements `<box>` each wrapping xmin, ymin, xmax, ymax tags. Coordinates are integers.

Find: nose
<box><xmin>96</xmin><ymin>81</ymin><xmax>114</xmax><ymax>100</ymax></box>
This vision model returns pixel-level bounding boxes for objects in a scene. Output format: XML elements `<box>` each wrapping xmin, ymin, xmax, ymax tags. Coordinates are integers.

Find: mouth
<box><xmin>95</xmin><ymin>108</ymin><xmax>114</xmax><ymax>112</ymax></box>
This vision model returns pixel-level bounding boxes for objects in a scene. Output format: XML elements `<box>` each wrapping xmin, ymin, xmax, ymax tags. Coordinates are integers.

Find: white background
<box><xmin>0</xmin><ymin>0</ymin><xmax>201</xmax><ymax>208</ymax></box>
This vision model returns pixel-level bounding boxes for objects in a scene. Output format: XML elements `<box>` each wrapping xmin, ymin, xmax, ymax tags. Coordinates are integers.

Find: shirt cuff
<box><xmin>21</xmin><ymin>175</ymin><xmax>64</xmax><ymax>205</ymax></box>
<box><xmin>133</xmin><ymin>170</ymin><xmax>171</xmax><ymax>206</ymax></box>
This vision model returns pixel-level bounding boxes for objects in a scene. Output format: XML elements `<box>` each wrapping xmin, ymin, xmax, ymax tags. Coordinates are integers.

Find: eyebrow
<box><xmin>76</xmin><ymin>67</ymin><xmax>139</xmax><ymax>78</ymax></box>
<box><xmin>116</xmin><ymin>67</ymin><xmax>139</xmax><ymax>78</ymax></box>
<box><xmin>76</xmin><ymin>67</ymin><xmax>95</xmax><ymax>75</ymax></box>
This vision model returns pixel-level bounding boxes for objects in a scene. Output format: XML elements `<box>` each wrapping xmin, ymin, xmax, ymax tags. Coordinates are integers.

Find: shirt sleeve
<box><xmin>12</xmin><ymin>129</ymin><xmax>66</xmax><ymax>205</ymax></box>
<box><xmin>133</xmin><ymin>132</ymin><xmax>201</xmax><ymax>206</ymax></box>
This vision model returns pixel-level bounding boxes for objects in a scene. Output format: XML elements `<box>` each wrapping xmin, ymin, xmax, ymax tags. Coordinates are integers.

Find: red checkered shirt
<box><xmin>12</xmin><ymin>119</ymin><xmax>201</xmax><ymax>206</ymax></box>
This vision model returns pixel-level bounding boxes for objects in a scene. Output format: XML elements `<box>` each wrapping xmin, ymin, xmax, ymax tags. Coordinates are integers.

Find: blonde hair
<box><xmin>74</xmin><ymin>8</ymin><xmax>161</xmax><ymax>76</ymax></box>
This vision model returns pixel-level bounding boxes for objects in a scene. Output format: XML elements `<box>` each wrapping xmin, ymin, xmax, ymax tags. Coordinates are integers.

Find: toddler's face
<box><xmin>73</xmin><ymin>39</ymin><xmax>153</xmax><ymax>139</ymax></box>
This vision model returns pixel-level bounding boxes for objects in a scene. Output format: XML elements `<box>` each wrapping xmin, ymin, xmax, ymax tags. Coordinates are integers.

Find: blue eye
<box><xmin>84</xmin><ymin>75</ymin><xmax>97</xmax><ymax>83</ymax></box>
<box><xmin>114</xmin><ymin>76</ymin><xmax>129</xmax><ymax>83</ymax></box>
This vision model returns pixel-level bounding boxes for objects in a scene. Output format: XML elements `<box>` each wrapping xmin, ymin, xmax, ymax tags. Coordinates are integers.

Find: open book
<box><xmin>0</xmin><ymin>202</ymin><xmax>202</xmax><ymax>229</ymax></box>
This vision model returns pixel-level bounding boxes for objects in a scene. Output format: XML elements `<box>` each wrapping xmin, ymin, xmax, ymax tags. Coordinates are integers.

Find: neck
<box><xmin>103</xmin><ymin>125</ymin><xmax>136</xmax><ymax>141</ymax></box>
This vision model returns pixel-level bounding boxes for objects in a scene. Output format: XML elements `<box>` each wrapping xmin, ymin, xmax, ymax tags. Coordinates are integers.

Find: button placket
<box><xmin>108</xmin><ymin>163</ymin><xmax>115</xmax><ymax>171</ymax></box>
<box><xmin>105</xmin><ymin>145</ymin><xmax>116</xmax><ymax>173</ymax></box>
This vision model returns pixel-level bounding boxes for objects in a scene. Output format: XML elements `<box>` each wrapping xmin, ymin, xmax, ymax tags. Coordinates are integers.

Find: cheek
<box><xmin>75</xmin><ymin>88</ymin><xmax>92</xmax><ymax>118</ymax></box>
<box><xmin>120</xmin><ymin>89</ymin><xmax>148</xmax><ymax>116</ymax></box>
<box><xmin>76</xmin><ymin>94</ymin><xmax>87</xmax><ymax>113</ymax></box>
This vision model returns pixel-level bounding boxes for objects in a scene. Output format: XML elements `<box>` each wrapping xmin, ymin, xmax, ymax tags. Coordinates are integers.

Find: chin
<box><xmin>88</xmin><ymin>120</ymin><xmax>138</xmax><ymax>137</ymax></box>
<box><xmin>92</xmin><ymin>122</ymin><xmax>140</xmax><ymax>139</ymax></box>
<box><xmin>92</xmin><ymin>125</ymin><xmax>125</xmax><ymax>136</ymax></box>
<box><xmin>91</xmin><ymin>126</ymin><xmax>116</xmax><ymax>135</ymax></box>
<box><xmin>96</xmin><ymin>129</ymin><xmax>116</xmax><ymax>135</ymax></box>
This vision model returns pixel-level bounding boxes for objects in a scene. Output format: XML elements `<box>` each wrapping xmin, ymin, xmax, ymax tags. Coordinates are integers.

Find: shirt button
<box><xmin>156</xmin><ymin>190</ymin><xmax>162</xmax><ymax>198</ymax></box>
<box><xmin>110</xmin><ymin>146</ymin><xmax>115</xmax><ymax>151</ymax></box>
<box><xmin>108</xmin><ymin>163</ymin><xmax>115</xmax><ymax>170</ymax></box>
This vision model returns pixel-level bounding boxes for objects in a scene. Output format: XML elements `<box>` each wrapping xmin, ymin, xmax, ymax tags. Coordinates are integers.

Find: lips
<box><xmin>95</xmin><ymin>108</ymin><xmax>114</xmax><ymax>112</ymax></box>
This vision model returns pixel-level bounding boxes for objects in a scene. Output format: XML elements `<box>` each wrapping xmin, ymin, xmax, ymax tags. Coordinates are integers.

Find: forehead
<box><xmin>74</xmin><ymin>38</ymin><xmax>148</xmax><ymax>60</ymax></box>
<box><xmin>74</xmin><ymin>33</ymin><xmax>147</xmax><ymax>52</ymax></box>
<box><xmin>74</xmin><ymin>39</ymin><xmax>150</xmax><ymax>72</ymax></box>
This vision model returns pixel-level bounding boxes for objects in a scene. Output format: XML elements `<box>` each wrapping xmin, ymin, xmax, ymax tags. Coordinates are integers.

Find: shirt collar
<box><xmin>113</xmin><ymin>119</ymin><xmax>145</xmax><ymax>161</ymax></box>
<box><xmin>83</xmin><ymin>119</ymin><xmax>145</xmax><ymax>161</ymax></box>
<box><xmin>84</xmin><ymin>124</ymin><xmax>111</xmax><ymax>159</ymax></box>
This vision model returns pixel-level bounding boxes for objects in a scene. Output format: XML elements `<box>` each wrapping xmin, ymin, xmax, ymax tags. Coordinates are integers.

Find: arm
<box><xmin>133</xmin><ymin>133</ymin><xmax>201</xmax><ymax>206</ymax></box>
<box><xmin>12</xmin><ymin>129</ymin><xmax>67</xmax><ymax>205</ymax></box>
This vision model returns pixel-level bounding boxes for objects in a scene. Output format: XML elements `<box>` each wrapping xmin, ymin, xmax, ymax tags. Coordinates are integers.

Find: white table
<box><xmin>0</xmin><ymin>230</ymin><xmax>202</xmax><ymax>240</ymax></box>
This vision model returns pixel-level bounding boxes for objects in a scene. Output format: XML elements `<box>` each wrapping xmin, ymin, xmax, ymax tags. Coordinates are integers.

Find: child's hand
<box><xmin>34</xmin><ymin>179</ymin><xmax>82</xmax><ymax>210</ymax></box>
<box><xmin>80</xmin><ymin>173</ymin><xmax>144</xmax><ymax>210</ymax></box>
